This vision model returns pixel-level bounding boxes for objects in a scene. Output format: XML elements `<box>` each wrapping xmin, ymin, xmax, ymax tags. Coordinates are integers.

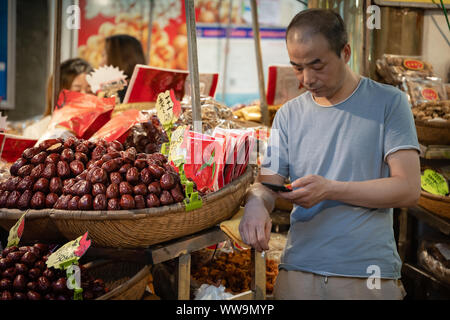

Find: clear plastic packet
<box><xmin>403</xmin><ymin>76</ymin><xmax>447</xmax><ymax>106</ymax></box>
<box><xmin>376</xmin><ymin>54</ymin><xmax>434</xmax><ymax>85</ymax></box>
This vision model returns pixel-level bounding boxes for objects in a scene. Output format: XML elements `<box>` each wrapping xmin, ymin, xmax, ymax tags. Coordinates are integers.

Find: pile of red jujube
<box><xmin>0</xmin><ymin>137</ymin><xmax>185</xmax><ymax>211</ymax></box>
<box><xmin>124</xmin><ymin>114</ymin><xmax>169</xmax><ymax>154</ymax></box>
<box><xmin>0</xmin><ymin>243</ymin><xmax>107</xmax><ymax>300</ymax></box>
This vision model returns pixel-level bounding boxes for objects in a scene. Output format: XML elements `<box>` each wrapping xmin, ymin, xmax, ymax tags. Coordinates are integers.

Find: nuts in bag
<box><xmin>376</xmin><ymin>54</ymin><xmax>434</xmax><ymax>85</ymax></box>
<box><xmin>403</xmin><ymin>76</ymin><xmax>447</xmax><ymax>106</ymax></box>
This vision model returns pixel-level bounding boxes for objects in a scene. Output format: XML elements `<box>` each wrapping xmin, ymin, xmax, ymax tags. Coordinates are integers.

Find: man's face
<box><xmin>287</xmin><ymin>31</ymin><xmax>348</xmax><ymax>99</ymax></box>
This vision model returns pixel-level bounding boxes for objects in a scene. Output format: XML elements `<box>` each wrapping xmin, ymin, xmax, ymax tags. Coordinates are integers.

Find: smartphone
<box><xmin>261</xmin><ymin>182</ymin><xmax>293</xmax><ymax>192</ymax></box>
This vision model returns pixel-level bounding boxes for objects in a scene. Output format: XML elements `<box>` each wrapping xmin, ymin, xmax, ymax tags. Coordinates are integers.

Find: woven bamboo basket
<box><xmin>415</xmin><ymin>119</ymin><xmax>450</xmax><ymax>146</ymax></box>
<box><xmin>418</xmin><ymin>191</ymin><xmax>450</xmax><ymax>219</ymax></box>
<box><xmin>0</xmin><ymin>209</ymin><xmax>66</xmax><ymax>243</ymax></box>
<box><xmin>50</xmin><ymin>166</ymin><xmax>254</xmax><ymax>248</ymax></box>
<box><xmin>83</xmin><ymin>260</ymin><xmax>150</xmax><ymax>300</ymax></box>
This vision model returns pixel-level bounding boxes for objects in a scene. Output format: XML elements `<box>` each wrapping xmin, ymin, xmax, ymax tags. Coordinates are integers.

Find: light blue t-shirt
<box><xmin>261</xmin><ymin>77</ymin><xmax>420</xmax><ymax>279</ymax></box>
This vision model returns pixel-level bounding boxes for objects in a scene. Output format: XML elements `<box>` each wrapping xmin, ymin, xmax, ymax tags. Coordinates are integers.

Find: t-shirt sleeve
<box><xmin>383</xmin><ymin>91</ymin><xmax>420</xmax><ymax>162</ymax></box>
<box><xmin>260</xmin><ymin>106</ymin><xmax>290</xmax><ymax>178</ymax></box>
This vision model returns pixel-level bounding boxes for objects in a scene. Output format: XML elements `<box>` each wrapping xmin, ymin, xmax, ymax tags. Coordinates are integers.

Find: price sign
<box><xmin>169</xmin><ymin>125</ymin><xmax>188</xmax><ymax>165</ymax></box>
<box><xmin>421</xmin><ymin>169</ymin><xmax>449</xmax><ymax>196</ymax></box>
<box><xmin>46</xmin><ymin>232</ymin><xmax>91</xmax><ymax>269</ymax></box>
<box><xmin>6</xmin><ymin>211</ymin><xmax>27</xmax><ymax>248</ymax></box>
<box><xmin>156</xmin><ymin>89</ymin><xmax>181</xmax><ymax>127</ymax></box>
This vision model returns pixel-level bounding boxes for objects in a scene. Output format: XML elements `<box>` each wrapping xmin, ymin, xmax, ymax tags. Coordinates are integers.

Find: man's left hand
<box><xmin>278</xmin><ymin>174</ymin><xmax>331</xmax><ymax>208</ymax></box>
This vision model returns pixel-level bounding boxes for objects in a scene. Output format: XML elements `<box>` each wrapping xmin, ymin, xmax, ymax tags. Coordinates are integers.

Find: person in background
<box><xmin>239</xmin><ymin>9</ymin><xmax>421</xmax><ymax>300</ymax></box>
<box><xmin>100</xmin><ymin>34</ymin><xmax>147</xmax><ymax>102</ymax></box>
<box><xmin>44</xmin><ymin>58</ymin><xmax>94</xmax><ymax>116</ymax></box>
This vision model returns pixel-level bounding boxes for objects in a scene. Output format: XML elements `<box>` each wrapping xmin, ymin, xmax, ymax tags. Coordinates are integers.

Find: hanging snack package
<box><xmin>49</xmin><ymin>90</ymin><xmax>115</xmax><ymax>140</ymax></box>
<box><xmin>228</xmin><ymin>129</ymin><xmax>256</xmax><ymax>181</ymax></box>
<box><xmin>184</xmin><ymin>134</ymin><xmax>225</xmax><ymax>193</ymax></box>
<box><xmin>376</xmin><ymin>54</ymin><xmax>434</xmax><ymax>85</ymax></box>
<box><xmin>403</xmin><ymin>76</ymin><xmax>447</xmax><ymax>106</ymax></box>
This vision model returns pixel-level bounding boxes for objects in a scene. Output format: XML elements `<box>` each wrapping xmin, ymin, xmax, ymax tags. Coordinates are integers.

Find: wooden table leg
<box><xmin>177</xmin><ymin>253</ymin><xmax>191</xmax><ymax>300</ymax></box>
<box><xmin>251</xmin><ymin>248</ymin><xmax>266</xmax><ymax>300</ymax></box>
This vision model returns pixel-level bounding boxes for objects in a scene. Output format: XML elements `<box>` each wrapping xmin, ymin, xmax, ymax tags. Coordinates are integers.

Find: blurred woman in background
<box><xmin>101</xmin><ymin>34</ymin><xmax>146</xmax><ymax>101</ymax></box>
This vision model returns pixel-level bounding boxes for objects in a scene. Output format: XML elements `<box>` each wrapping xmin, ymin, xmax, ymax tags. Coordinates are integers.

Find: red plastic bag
<box><xmin>49</xmin><ymin>90</ymin><xmax>115</xmax><ymax>140</ymax></box>
<box><xmin>90</xmin><ymin>109</ymin><xmax>149</xmax><ymax>144</ymax></box>
<box><xmin>0</xmin><ymin>133</ymin><xmax>37</xmax><ymax>163</ymax></box>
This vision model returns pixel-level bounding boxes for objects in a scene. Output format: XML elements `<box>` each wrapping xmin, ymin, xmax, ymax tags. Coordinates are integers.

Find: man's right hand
<box><xmin>239</xmin><ymin>198</ymin><xmax>272</xmax><ymax>252</ymax></box>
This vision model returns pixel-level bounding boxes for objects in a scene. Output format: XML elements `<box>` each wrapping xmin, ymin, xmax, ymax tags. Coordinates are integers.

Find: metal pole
<box><xmin>250</xmin><ymin>0</ymin><xmax>269</xmax><ymax>126</ymax></box>
<box><xmin>146</xmin><ymin>0</ymin><xmax>155</xmax><ymax>64</ymax></box>
<box><xmin>51</xmin><ymin>0</ymin><xmax>63</xmax><ymax>115</ymax></box>
<box><xmin>185</xmin><ymin>0</ymin><xmax>202</xmax><ymax>133</ymax></box>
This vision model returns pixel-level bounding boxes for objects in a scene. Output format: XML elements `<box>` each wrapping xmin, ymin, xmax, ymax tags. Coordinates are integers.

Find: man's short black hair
<box><xmin>286</xmin><ymin>9</ymin><xmax>348</xmax><ymax>57</ymax></box>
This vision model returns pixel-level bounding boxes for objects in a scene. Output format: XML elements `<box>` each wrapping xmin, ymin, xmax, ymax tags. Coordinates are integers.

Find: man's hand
<box><xmin>278</xmin><ymin>174</ymin><xmax>330</xmax><ymax>208</ymax></box>
<box><xmin>239</xmin><ymin>198</ymin><xmax>272</xmax><ymax>252</ymax></box>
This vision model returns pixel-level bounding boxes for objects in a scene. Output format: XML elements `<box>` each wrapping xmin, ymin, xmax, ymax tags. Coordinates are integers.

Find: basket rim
<box><xmin>420</xmin><ymin>190</ymin><xmax>450</xmax><ymax>203</ymax></box>
<box><xmin>415</xmin><ymin>118</ymin><xmax>450</xmax><ymax>129</ymax></box>
<box><xmin>49</xmin><ymin>166</ymin><xmax>253</xmax><ymax>220</ymax></box>
<box><xmin>0</xmin><ymin>208</ymin><xmax>50</xmax><ymax>220</ymax></box>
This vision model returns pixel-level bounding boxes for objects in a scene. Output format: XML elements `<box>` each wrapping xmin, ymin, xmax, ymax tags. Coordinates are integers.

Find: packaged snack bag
<box><xmin>376</xmin><ymin>54</ymin><xmax>434</xmax><ymax>85</ymax></box>
<box><xmin>403</xmin><ymin>76</ymin><xmax>447</xmax><ymax>106</ymax></box>
<box><xmin>50</xmin><ymin>90</ymin><xmax>115</xmax><ymax>140</ymax></box>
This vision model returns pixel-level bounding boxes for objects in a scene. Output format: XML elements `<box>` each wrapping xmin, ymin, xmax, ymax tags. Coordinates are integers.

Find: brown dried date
<box><xmin>75</xmin><ymin>152</ymin><xmax>88</xmax><ymax>164</ymax></box>
<box><xmin>45</xmin><ymin>153</ymin><xmax>60</xmax><ymax>164</ymax></box>
<box><xmin>93</xmin><ymin>194</ymin><xmax>107</xmax><ymax>210</ymax></box>
<box><xmin>42</xmin><ymin>163</ymin><xmax>57</xmax><ymax>180</ymax></box>
<box><xmin>146</xmin><ymin>194</ymin><xmax>160</xmax><ymax>208</ymax></box>
<box><xmin>60</xmin><ymin>148</ymin><xmax>74</xmax><ymax>162</ymax></box>
<box><xmin>6</xmin><ymin>191</ymin><xmax>21</xmax><ymax>208</ymax></box>
<box><xmin>63</xmin><ymin>136</ymin><xmax>79</xmax><ymax>149</ymax></box>
<box><xmin>62</xmin><ymin>179</ymin><xmax>76</xmax><ymax>195</ymax></box>
<box><xmin>75</xmin><ymin>170</ymin><xmax>88</xmax><ymax>181</ymax></box>
<box><xmin>110</xmin><ymin>172</ymin><xmax>122</xmax><ymax>185</ymax></box>
<box><xmin>0</xmin><ymin>191</ymin><xmax>10</xmax><ymax>207</ymax></box>
<box><xmin>119</xmin><ymin>163</ymin><xmax>132</xmax><ymax>175</ymax></box>
<box><xmin>108</xmin><ymin>151</ymin><xmax>121</xmax><ymax>159</ymax></box>
<box><xmin>120</xmin><ymin>194</ymin><xmax>135</xmax><ymax>210</ymax></box>
<box><xmin>22</xmin><ymin>147</ymin><xmax>40</xmax><ymax>160</ymax></box>
<box><xmin>53</xmin><ymin>194</ymin><xmax>71</xmax><ymax>210</ymax></box>
<box><xmin>69</xmin><ymin>160</ymin><xmax>85</xmax><ymax>176</ymax></box>
<box><xmin>75</xmin><ymin>143</ymin><xmax>89</xmax><ymax>154</ymax></box>
<box><xmin>113</xmin><ymin>157</ymin><xmax>124</xmax><ymax>167</ymax></box>
<box><xmin>57</xmin><ymin>161</ymin><xmax>71</xmax><ymax>178</ymax></box>
<box><xmin>45</xmin><ymin>193</ymin><xmax>59</xmax><ymax>208</ymax></box>
<box><xmin>159</xmin><ymin>190</ymin><xmax>174</xmax><ymax>205</ymax></box>
<box><xmin>100</xmin><ymin>154</ymin><xmax>112</xmax><ymax>162</ymax></box>
<box><xmin>126</xmin><ymin>167</ymin><xmax>139</xmax><ymax>185</ymax></box>
<box><xmin>147</xmin><ymin>181</ymin><xmax>161</xmax><ymax>196</ymax></box>
<box><xmin>49</xmin><ymin>177</ymin><xmax>62</xmax><ymax>195</ymax></box>
<box><xmin>148</xmin><ymin>164</ymin><xmax>165</xmax><ymax>179</ymax></box>
<box><xmin>68</xmin><ymin>196</ymin><xmax>80</xmax><ymax>210</ymax></box>
<box><xmin>6</xmin><ymin>176</ymin><xmax>22</xmax><ymax>192</ymax></box>
<box><xmin>38</xmin><ymin>139</ymin><xmax>61</xmax><ymax>151</ymax></box>
<box><xmin>119</xmin><ymin>181</ymin><xmax>133</xmax><ymax>195</ymax></box>
<box><xmin>46</xmin><ymin>142</ymin><xmax>63</xmax><ymax>154</ymax></box>
<box><xmin>30</xmin><ymin>163</ymin><xmax>45</xmax><ymax>179</ymax></box>
<box><xmin>78</xmin><ymin>194</ymin><xmax>93</xmax><ymax>210</ymax></box>
<box><xmin>134</xmin><ymin>159</ymin><xmax>147</xmax><ymax>170</ymax></box>
<box><xmin>134</xmin><ymin>195</ymin><xmax>146</xmax><ymax>209</ymax></box>
<box><xmin>149</xmin><ymin>153</ymin><xmax>167</xmax><ymax>164</ymax></box>
<box><xmin>171</xmin><ymin>185</ymin><xmax>185</xmax><ymax>203</ymax></box>
<box><xmin>160</xmin><ymin>173</ymin><xmax>175</xmax><ymax>190</ymax></box>
<box><xmin>133</xmin><ymin>184</ymin><xmax>148</xmax><ymax>196</ymax></box>
<box><xmin>140</xmin><ymin>168</ymin><xmax>152</xmax><ymax>185</ymax></box>
<box><xmin>106</xmin><ymin>183</ymin><xmax>120</xmax><ymax>199</ymax></box>
<box><xmin>31</xmin><ymin>151</ymin><xmax>48</xmax><ymax>165</ymax></box>
<box><xmin>17</xmin><ymin>176</ymin><xmax>34</xmax><ymax>192</ymax></box>
<box><xmin>71</xmin><ymin>180</ymin><xmax>92</xmax><ymax>196</ymax></box>
<box><xmin>86</xmin><ymin>160</ymin><xmax>95</xmax><ymax>170</ymax></box>
<box><xmin>91</xmin><ymin>145</ymin><xmax>106</xmax><ymax>160</ymax></box>
<box><xmin>33</xmin><ymin>178</ymin><xmax>49</xmax><ymax>193</ymax></box>
<box><xmin>107</xmin><ymin>198</ymin><xmax>121</xmax><ymax>210</ymax></box>
<box><xmin>101</xmin><ymin>160</ymin><xmax>120</xmax><ymax>173</ymax></box>
<box><xmin>109</xmin><ymin>140</ymin><xmax>124</xmax><ymax>151</ymax></box>
<box><xmin>90</xmin><ymin>168</ymin><xmax>108</xmax><ymax>184</ymax></box>
<box><xmin>10</xmin><ymin>158</ymin><xmax>28</xmax><ymax>176</ymax></box>
<box><xmin>17</xmin><ymin>164</ymin><xmax>34</xmax><ymax>177</ymax></box>
<box><xmin>17</xmin><ymin>190</ymin><xmax>33</xmax><ymax>210</ymax></box>
<box><xmin>92</xmin><ymin>183</ymin><xmax>106</xmax><ymax>196</ymax></box>
<box><xmin>30</xmin><ymin>192</ymin><xmax>46</xmax><ymax>209</ymax></box>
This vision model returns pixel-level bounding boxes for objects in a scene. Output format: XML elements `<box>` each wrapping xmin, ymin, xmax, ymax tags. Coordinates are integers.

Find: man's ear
<box><xmin>341</xmin><ymin>44</ymin><xmax>351</xmax><ymax>63</ymax></box>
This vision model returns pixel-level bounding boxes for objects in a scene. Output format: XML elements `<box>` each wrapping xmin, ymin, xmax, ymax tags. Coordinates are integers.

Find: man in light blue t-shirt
<box><xmin>239</xmin><ymin>9</ymin><xmax>421</xmax><ymax>300</ymax></box>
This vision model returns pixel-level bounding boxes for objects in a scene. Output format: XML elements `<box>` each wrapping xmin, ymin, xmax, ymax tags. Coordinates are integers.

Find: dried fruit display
<box><xmin>0</xmin><ymin>137</ymin><xmax>185</xmax><ymax>211</ymax></box>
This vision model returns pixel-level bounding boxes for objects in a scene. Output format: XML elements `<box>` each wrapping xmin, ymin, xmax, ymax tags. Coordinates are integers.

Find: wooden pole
<box><xmin>185</xmin><ymin>0</ymin><xmax>202</xmax><ymax>133</ymax></box>
<box><xmin>51</xmin><ymin>0</ymin><xmax>62</xmax><ymax>115</ymax></box>
<box><xmin>146</xmin><ymin>0</ymin><xmax>155</xmax><ymax>64</ymax></box>
<box><xmin>250</xmin><ymin>0</ymin><xmax>269</xmax><ymax>126</ymax></box>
